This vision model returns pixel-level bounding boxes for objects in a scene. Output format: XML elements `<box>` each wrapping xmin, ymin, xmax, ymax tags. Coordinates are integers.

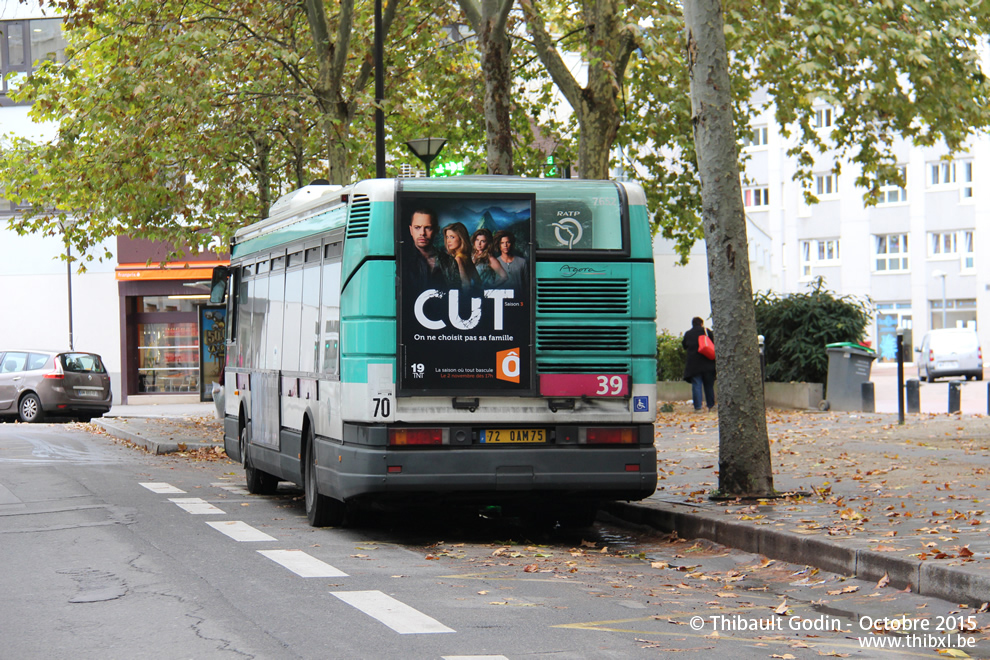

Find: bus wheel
<box><xmin>305</xmin><ymin>433</ymin><xmax>345</xmax><ymax>527</ymax></box>
<box><xmin>242</xmin><ymin>426</ymin><xmax>278</xmax><ymax>495</ymax></box>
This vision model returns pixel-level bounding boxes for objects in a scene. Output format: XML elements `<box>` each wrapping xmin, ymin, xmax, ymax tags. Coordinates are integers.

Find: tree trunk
<box><xmin>459</xmin><ymin>0</ymin><xmax>514</xmax><ymax>175</ymax></box>
<box><xmin>251</xmin><ymin>132</ymin><xmax>272</xmax><ymax>219</ymax></box>
<box><xmin>576</xmin><ymin>97</ymin><xmax>620</xmax><ymax>180</ymax></box>
<box><xmin>478</xmin><ymin>15</ymin><xmax>513</xmax><ymax>174</ymax></box>
<box><xmin>683</xmin><ymin>0</ymin><xmax>774</xmax><ymax>498</ymax></box>
<box><xmin>520</xmin><ymin>0</ymin><xmax>635</xmax><ymax>180</ymax></box>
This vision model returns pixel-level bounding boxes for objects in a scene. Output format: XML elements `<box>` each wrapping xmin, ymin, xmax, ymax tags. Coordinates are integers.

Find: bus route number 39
<box><xmin>597</xmin><ymin>375</ymin><xmax>625</xmax><ymax>395</ymax></box>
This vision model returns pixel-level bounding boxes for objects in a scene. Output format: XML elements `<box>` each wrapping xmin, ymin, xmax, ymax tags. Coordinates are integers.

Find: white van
<box><xmin>916</xmin><ymin>328</ymin><xmax>983</xmax><ymax>382</ymax></box>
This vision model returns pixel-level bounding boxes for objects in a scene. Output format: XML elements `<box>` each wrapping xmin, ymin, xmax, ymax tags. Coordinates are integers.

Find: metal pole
<box><xmin>896</xmin><ymin>330</ymin><xmax>904</xmax><ymax>424</ymax></box>
<box><xmin>374</xmin><ymin>0</ymin><xmax>385</xmax><ymax>179</ymax></box>
<box><xmin>66</xmin><ymin>242</ymin><xmax>74</xmax><ymax>351</ymax></box>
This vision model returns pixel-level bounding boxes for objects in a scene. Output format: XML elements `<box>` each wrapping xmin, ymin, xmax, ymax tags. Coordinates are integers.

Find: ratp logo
<box><xmin>496</xmin><ymin>348</ymin><xmax>521</xmax><ymax>383</ymax></box>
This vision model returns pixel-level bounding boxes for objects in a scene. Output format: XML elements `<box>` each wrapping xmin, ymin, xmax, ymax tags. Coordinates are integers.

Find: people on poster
<box><xmin>470</xmin><ymin>228</ymin><xmax>508</xmax><ymax>287</ymax></box>
<box><xmin>398</xmin><ymin>195</ymin><xmax>533</xmax><ymax>394</ymax></box>
<box><xmin>404</xmin><ymin>207</ymin><xmax>450</xmax><ymax>290</ymax></box>
<box><xmin>441</xmin><ymin>222</ymin><xmax>482</xmax><ymax>291</ymax></box>
<box><xmin>493</xmin><ymin>229</ymin><xmax>527</xmax><ymax>292</ymax></box>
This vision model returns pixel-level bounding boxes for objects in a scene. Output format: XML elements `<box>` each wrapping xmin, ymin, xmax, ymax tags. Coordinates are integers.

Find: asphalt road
<box><xmin>2</xmin><ymin>422</ymin><xmax>987</xmax><ymax>659</ymax></box>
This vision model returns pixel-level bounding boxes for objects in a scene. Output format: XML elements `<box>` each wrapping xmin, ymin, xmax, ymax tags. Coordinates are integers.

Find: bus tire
<box><xmin>304</xmin><ymin>431</ymin><xmax>345</xmax><ymax>527</ymax></box>
<box><xmin>242</xmin><ymin>425</ymin><xmax>278</xmax><ymax>495</ymax></box>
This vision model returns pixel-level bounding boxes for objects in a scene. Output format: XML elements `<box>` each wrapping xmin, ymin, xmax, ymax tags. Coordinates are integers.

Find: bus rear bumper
<box><xmin>316</xmin><ymin>441</ymin><xmax>658</xmax><ymax>503</ymax></box>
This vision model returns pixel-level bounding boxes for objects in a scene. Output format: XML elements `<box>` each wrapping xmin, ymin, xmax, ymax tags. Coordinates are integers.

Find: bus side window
<box><xmin>319</xmin><ymin>262</ymin><xmax>341</xmax><ymax>376</ymax></box>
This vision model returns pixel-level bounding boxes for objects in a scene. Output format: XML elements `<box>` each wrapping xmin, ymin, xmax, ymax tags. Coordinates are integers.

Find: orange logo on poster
<box><xmin>496</xmin><ymin>348</ymin><xmax>521</xmax><ymax>383</ymax></box>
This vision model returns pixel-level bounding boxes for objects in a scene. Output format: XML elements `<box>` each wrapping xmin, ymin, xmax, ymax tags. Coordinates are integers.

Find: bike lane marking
<box><xmin>168</xmin><ymin>497</ymin><xmax>225</xmax><ymax>514</ymax></box>
<box><xmin>206</xmin><ymin>520</ymin><xmax>277</xmax><ymax>542</ymax></box>
<box><xmin>140</xmin><ymin>482</ymin><xmax>186</xmax><ymax>494</ymax></box>
<box><xmin>330</xmin><ymin>590</ymin><xmax>455</xmax><ymax>634</ymax></box>
<box><xmin>258</xmin><ymin>549</ymin><xmax>348</xmax><ymax>577</ymax></box>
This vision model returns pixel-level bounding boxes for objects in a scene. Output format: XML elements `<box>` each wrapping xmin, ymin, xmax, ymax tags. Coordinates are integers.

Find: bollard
<box><xmin>861</xmin><ymin>381</ymin><xmax>875</xmax><ymax>413</ymax></box>
<box><xmin>948</xmin><ymin>380</ymin><xmax>962</xmax><ymax>413</ymax></box>
<box><xmin>906</xmin><ymin>379</ymin><xmax>920</xmax><ymax>414</ymax></box>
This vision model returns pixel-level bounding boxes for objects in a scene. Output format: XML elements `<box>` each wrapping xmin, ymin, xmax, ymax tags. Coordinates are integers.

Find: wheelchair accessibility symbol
<box><xmin>633</xmin><ymin>396</ymin><xmax>649</xmax><ymax>412</ymax></box>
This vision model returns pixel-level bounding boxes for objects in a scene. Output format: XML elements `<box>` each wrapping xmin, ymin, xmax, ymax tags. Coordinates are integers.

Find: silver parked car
<box><xmin>916</xmin><ymin>328</ymin><xmax>983</xmax><ymax>383</ymax></box>
<box><xmin>0</xmin><ymin>350</ymin><xmax>112</xmax><ymax>423</ymax></box>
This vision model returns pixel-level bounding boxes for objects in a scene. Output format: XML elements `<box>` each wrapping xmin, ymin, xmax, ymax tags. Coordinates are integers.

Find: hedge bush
<box><xmin>656</xmin><ymin>330</ymin><xmax>686</xmax><ymax>381</ymax></box>
<box><xmin>754</xmin><ymin>276</ymin><xmax>873</xmax><ymax>385</ymax></box>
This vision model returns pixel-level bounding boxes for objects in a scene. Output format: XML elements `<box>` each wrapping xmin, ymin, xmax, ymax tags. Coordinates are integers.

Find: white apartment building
<box><xmin>749</xmin><ymin>100</ymin><xmax>987</xmax><ymax>361</ymax></box>
<box><xmin>656</xmin><ymin>99</ymin><xmax>988</xmax><ymax>363</ymax></box>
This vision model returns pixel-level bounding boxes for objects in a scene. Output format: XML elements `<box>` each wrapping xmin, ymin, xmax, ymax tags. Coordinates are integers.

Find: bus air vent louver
<box><xmin>537</xmin><ymin>325</ymin><xmax>630</xmax><ymax>352</ymax></box>
<box><xmin>346</xmin><ymin>194</ymin><xmax>372</xmax><ymax>238</ymax></box>
<box><xmin>536</xmin><ymin>279</ymin><xmax>630</xmax><ymax>315</ymax></box>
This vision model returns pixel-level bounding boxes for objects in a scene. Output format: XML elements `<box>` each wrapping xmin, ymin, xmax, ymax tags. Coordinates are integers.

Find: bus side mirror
<box><xmin>210</xmin><ymin>266</ymin><xmax>230</xmax><ymax>304</ymax></box>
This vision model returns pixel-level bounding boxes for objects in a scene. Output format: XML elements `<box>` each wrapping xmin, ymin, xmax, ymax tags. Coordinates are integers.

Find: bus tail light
<box><xmin>389</xmin><ymin>428</ymin><xmax>443</xmax><ymax>446</ymax></box>
<box><xmin>584</xmin><ymin>427</ymin><xmax>636</xmax><ymax>444</ymax></box>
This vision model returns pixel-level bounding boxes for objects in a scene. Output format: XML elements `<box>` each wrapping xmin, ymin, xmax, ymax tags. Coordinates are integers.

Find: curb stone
<box><xmin>602</xmin><ymin>500</ymin><xmax>990</xmax><ymax>606</ymax></box>
<box><xmin>94</xmin><ymin>419</ymin><xmax>217</xmax><ymax>456</ymax></box>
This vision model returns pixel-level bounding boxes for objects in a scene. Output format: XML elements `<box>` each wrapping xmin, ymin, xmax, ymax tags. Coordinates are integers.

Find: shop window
<box><xmin>137</xmin><ymin>322</ymin><xmax>199</xmax><ymax>393</ymax></box>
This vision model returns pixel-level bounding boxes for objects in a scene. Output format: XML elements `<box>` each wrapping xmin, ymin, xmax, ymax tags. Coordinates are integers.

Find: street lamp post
<box><xmin>932</xmin><ymin>269</ymin><xmax>947</xmax><ymax>329</ymax></box>
<box><xmin>405</xmin><ymin>138</ymin><xmax>447</xmax><ymax>177</ymax></box>
<box><xmin>60</xmin><ymin>220</ymin><xmax>75</xmax><ymax>351</ymax></box>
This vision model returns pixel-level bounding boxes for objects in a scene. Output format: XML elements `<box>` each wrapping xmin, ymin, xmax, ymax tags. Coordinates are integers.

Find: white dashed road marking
<box><xmin>443</xmin><ymin>657</ymin><xmax>509</xmax><ymax>660</ymax></box>
<box><xmin>168</xmin><ymin>497</ymin><xmax>225</xmax><ymax>515</ymax></box>
<box><xmin>140</xmin><ymin>482</ymin><xmax>185</xmax><ymax>494</ymax></box>
<box><xmin>331</xmin><ymin>590</ymin><xmax>455</xmax><ymax>634</ymax></box>
<box><xmin>206</xmin><ymin>520</ymin><xmax>277</xmax><ymax>542</ymax></box>
<box><xmin>258</xmin><ymin>550</ymin><xmax>348</xmax><ymax>577</ymax></box>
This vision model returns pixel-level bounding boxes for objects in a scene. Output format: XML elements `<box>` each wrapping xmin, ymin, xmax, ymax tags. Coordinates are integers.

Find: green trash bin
<box><xmin>822</xmin><ymin>342</ymin><xmax>876</xmax><ymax>412</ymax></box>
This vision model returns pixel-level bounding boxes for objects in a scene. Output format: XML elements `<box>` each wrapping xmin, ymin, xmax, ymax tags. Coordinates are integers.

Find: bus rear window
<box><xmin>534</xmin><ymin>181</ymin><xmax>624</xmax><ymax>252</ymax></box>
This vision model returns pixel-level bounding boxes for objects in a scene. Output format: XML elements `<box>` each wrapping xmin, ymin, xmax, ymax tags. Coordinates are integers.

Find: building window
<box><xmin>929</xmin><ymin>231</ymin><xmax>958</xmax><ymax>257</ymax></box>
<box><xmin>0</xmin><ymin>18</ymin><xmax>67</xmax><ymax>99</ymax></box>
<box><xmin>878</xmin><ymin>166</ymin><xmax>907</xmax><ymax>204</ymax></box>
<box><xmin>744</xmin><ymin>186</ymin><xmax>770</xmax><ymax>208</ymax></box>
<box><xmin>800</xmin><ymin>241</ymin><xmax>812</xmax><ymax>278</ymax></box>
<box><xmin>818</xmin><ymin>239</ymin><xmax>840</xmax><ymax>262</ymax></box>
<box><xmin>928</xmin><ymin>230</ymin><xmax>975</xmax><ymax>270</ymax></box>
<box><xmin>963</xmin><ymin>230</ymin><xmax>975</xmax><ymax>270</ymax></box>
<box><xmin>962</xmin><ymin>161</ymin><xmax>973</xmax><ymax>199</ymax></box>
<box><xmin>800</xmin><ymin>239</ymin><xmax>840</xmax><ymax>279</ymax></box>
<box><xmin>815</xmin><ymin>172</ymin><xmax>839</xmax><ymax>197</ymax></box>
<box><xmin>929</xmin><ymin>161</ymin><xmax>956</xmax><ymax>186</ymax></box>
<box><xmin>0</xmin><ymin>189</ymin><xmax>32</xmax><ymax>217</ymax></box>
<box><xmin>743</xmin><ymin>125</ymin><xmax>769</xmax><ymax>148</ymax></box>
<box><xmin>874</xmin><ymin>233</ymin><xmax>909</xmax><ymax>272</ymax></box>
<box><xmin>814</xmin><ymin>107</ymin><xmax>833</xmax><ymax>129</ymax></box>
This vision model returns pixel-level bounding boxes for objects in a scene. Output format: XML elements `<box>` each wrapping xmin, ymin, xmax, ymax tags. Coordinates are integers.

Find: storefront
<box><xmin>115</xmin><ymin>237</ymin><xmax>228</xmax><ymax>403</ymax></box>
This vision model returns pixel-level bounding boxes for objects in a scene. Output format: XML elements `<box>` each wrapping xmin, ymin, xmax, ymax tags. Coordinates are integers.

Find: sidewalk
<box><xmin>91</xmin><ymin>400</ymin><xmax>990</xmax><ymax>606</ymax></box>
<box><xmin>94</xmin><ymin>402</ymin><xmax>222</xmax><ymax>455</ymax></box>
<box><xmin>605</xmin><ymin>403</ymin><xmax>990</xmax><ymax>607</ymax></box>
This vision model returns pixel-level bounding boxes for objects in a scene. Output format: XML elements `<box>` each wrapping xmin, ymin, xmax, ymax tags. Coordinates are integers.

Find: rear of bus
<box><xmin>335</xmin><ymin>176</ymin><xmax>657</xmax><ymax>517</ymax></box>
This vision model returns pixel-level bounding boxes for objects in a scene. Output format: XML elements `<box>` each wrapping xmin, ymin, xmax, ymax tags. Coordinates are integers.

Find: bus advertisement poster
<box><xmin>396</xmin><ymin>193</ymin><xmax>535</xmax><ymax>395</ymax></box>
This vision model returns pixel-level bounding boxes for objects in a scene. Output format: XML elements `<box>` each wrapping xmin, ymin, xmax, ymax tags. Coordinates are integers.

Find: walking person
<box><xmin>683</xmin><ymin>316</ymin><xmax>716</xmax><ymax>412</ymax></box>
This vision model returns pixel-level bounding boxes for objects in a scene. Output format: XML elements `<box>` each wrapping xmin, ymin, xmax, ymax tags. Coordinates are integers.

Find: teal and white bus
<box><xmin>212</xmin><ymin>176</ymin><xmax>657</xmax><ymax>527</ymax></box>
